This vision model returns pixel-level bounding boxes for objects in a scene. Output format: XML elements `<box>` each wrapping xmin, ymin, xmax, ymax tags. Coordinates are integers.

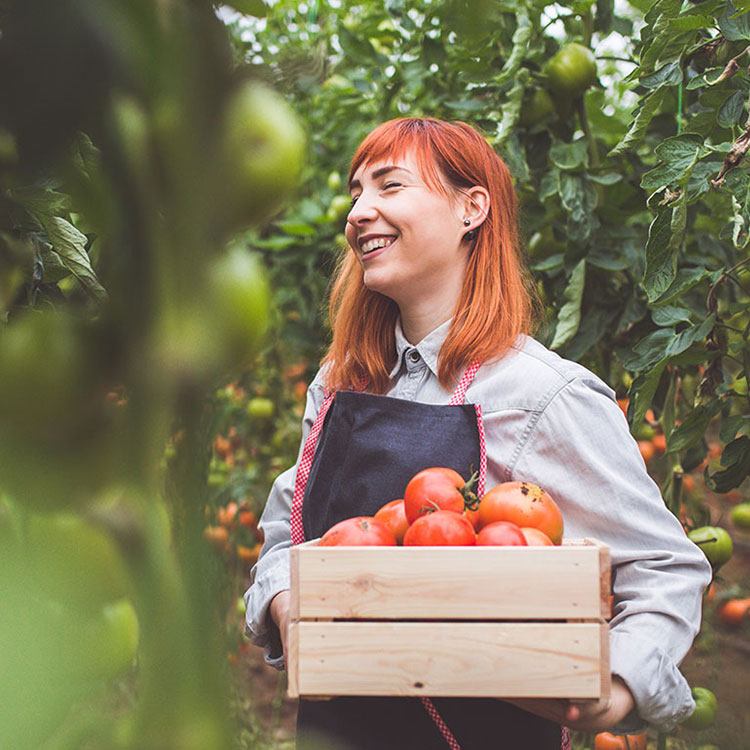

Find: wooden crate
<box><xmin>288</xmin><ymin>538</ymin><xmax>611</xmax><ymax>701</ymax></box>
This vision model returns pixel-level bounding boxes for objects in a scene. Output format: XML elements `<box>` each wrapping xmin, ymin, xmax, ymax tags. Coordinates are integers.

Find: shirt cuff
<box><xmin>609</xmin><ymin>629</ymin><xmax>695</xmax><ymax>732</ymax></box>
<box><xmin>243</xmin><ymin>559</ymin><xmax>290</xmax><ymax>669</ymax></box>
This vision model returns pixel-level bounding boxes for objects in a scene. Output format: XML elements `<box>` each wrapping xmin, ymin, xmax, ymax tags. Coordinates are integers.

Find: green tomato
<box><xmin>682</xmin><ymin>687</ymin><xmax>717</xmax><ymax>730</ymax></box>
<box><xmin>206</xmin><ymin>245</ymin><xmax>271</xmax><ymax>373</ymax></box>
<box><xmin>246</xmin><ymin>397</ymin><xmax>274</xmax><ymax>420</ymax></box>
<box><xmin>27</xmin><ymin>512</ymin><xmax>133</xmax><ymax>615</ymax></box>
<box><xmin>71</xmin><ymin>599</ymin><xmax>139</xmax><ymax>682</ymax></box>
<box><xmin>327</xmin><ymin>171</ymin><xmax>342</xmax><ymax>191</ymax></box>
<box><xmin>732</xmin><ymin>376</ymin><xmax>748</xmax><ymax>396</ymax></box>
<box><xmin>327</xmin><ymin>194</ymin><xmax>351</xmax><ymax>222</ymax></box>
<box><xmin>730</xmin><ymin>502</ymin><xmax>750</xmax><ymax>530</ymax></box>
<box><xmin>520</xmin><ymin>89</ymin><xmax>555</xmax><ymax>128</ymax></box>
<box><xmin>221</xmin><ymin>82</ymin><xmax>306</xmax><ymax>233</ymax></box>
<box><xmin>688</xmin><ymin>526</ymin><xmax>734</xmax><ymax>570</ymax></box>
<box><xmin>545</xmin><ymin>43</ymin><xmax>598</xmax><ymax>98</ymax></box>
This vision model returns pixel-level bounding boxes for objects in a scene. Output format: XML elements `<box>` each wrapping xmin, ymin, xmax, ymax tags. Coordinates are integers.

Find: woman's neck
<box><xmin>399</xmin><ymin>304</ymin><xmax>453</xmax><ymax>345</ymax></box>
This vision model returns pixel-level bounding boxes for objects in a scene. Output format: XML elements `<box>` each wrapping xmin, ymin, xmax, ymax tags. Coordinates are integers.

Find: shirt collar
<box><xmin>389</xmin><ymin>316</ymin><xmax>453</xmax><ymax>379</ymax></box>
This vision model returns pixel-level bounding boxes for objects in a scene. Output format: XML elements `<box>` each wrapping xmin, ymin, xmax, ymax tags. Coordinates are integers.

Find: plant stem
<box><xmin>577</xmin><ymin>97</ymin><xmax>600</xmax><ymax>169</ymax></box>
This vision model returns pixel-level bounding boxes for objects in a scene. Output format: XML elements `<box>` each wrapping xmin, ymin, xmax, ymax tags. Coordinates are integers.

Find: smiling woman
<box><xmin>244</xmin><ymin>118</ymin><xmax>711</xmax><ymax>750</ymax></box>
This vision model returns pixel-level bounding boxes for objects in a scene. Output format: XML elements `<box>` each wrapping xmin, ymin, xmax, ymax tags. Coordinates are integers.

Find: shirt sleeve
<box><xmin>511</xmin><ymin>375</ymin><xmax>712</xmax><ymax>732</ymax></box>
<box><xmin>243</xmin><ymin>367</ymin><xmax>328</xmax><ymax>670</ymax></box>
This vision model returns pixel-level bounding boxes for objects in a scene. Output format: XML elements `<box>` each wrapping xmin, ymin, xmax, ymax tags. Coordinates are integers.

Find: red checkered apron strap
<box><xmin>290</xmin><ymin>390</ymin><xmax>335</xmax><ymax>546</ymax></box>
<box><xmin>561</xmin><ymin>726</ymin><xmax>571</xmax><ymax>749</ymax></box>
<box><xmin>448</xmin><ymin>360</ymin><xmax>486</xmax><ymax>497</ymax></box>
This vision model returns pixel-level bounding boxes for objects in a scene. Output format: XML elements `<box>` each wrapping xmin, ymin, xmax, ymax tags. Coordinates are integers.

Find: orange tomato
<box><xmin>638</xmin><ymin>440</ymin><xmax>655</xmax><ymax>463</ymax></box>
<box><xmin>476</xmin><ymin>482</ymin><xmax>563</xmax><ymax>544</ymax></box>
<box><xmin>214</xmin><ymin>435</ymin><xmax>232</xmax><ymax>458</ymax></box>
<box><xmin>519</xmin><ymin>527</ymin><xmax>554</xmax><ymax>546</ymax></box>
<box><xmin>203</xmin><ymin>525</ymin><xmax>229</xmax><ymax>552</ymax></box>
<box><xmin>236</xmin><ymin>544</ymin><xmax>257</xmax><ymax>564</ymax></box>
<box><xmin>652</xmin><ymin>434</ymin><xmax>666</xmax><ymax>454</ymax></box>
<box><xmin>594</xmin><ymin>732</ymin><xmax>647</xmax><ymax>750</ymax></box>
<box><xmin>682</xmin><ymin>474</ymin><xmax>695</xmax><ymax>493</ymax></box>
<box><xmin>217</xmin><ymin>501</ymin><xmax>238</xmax><ymax>527</ymax></box>
<box><xmin>374</xmin><ymin>499</ymin><xmax>410</xmax><ymax>544</ymax></box>
<box><xmin>617</xmin><ymin>398</ymin><xmax>629</xmax><ymax>417</ymax></box>
<box><xmin>238</xmin><ymin>510</ymin><xmax>257</xmax><ymax>528</ymax></box>
<box><xmin>717</xmin><ymin>598</ymin><xmax>750</xmax><ymax>626</ymax></box>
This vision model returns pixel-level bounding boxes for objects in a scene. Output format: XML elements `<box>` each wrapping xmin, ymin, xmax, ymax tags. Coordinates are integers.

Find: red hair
<box><xmin>321</xmin><ymin>117</ymin><xmax>542</xmax><ymax>394</ymax></box>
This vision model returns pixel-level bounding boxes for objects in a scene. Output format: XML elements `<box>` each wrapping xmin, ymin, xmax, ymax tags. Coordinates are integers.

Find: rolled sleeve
<box><xmin>243</xmin><ymin>367</ymin><xmax>328</xmax><ymax>669</ymax></box>
<box><xmin>511</xmin><ymin>375</ymin><xmax>712</xmax><ymax>731</ymax></box>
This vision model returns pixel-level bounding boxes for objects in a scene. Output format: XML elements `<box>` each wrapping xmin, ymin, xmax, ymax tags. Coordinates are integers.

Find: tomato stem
<box><xmin>461</xmin><ymin>470</ymin><xmax>480</xmax><ymax>511</ymax></box>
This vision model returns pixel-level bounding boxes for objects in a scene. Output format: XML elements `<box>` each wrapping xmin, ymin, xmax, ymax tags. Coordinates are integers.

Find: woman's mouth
<box><xmin>361</xmin><ymin>235</ymin><xmax>397</xmax><ymax>261</ymax></box>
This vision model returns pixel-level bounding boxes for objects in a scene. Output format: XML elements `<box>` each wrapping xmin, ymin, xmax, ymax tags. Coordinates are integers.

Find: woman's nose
<box><xmin>347</xmin><ymin>196</ymin><xmax>378</xmax><ymax>225</ymax></box>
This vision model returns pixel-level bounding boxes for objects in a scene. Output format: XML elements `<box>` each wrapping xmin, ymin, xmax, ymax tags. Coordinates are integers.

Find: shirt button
<box><xmin>408</xmin><ymin>350</ymin><xmax>420</xmax><ymax>363</ymax></box>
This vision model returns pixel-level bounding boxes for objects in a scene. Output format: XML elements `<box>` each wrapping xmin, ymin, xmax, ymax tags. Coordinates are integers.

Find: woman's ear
<box><xmin>461</xmin><ymin>186</ymin><xmax>490</xmax><ymax>240</ymax></box>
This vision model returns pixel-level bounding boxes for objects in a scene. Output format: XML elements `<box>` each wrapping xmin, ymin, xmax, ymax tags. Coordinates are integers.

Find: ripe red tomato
<box><xmin>476</xmin><ymin>521</ymin><xmax>528</xmax><ymax>546</ymax></box>
<box><xmin>477</xmin><ymin>481</ymin><xmax>564</xmax><ymax>544</ymax></box>
<box><xmin>520</xmin><ymin>527</ymin><xmax>555</xmax><ymax>546</ymax></box>
<box><xmin>319</xmin><ymin>517</ymin><xmax>397</xmax><ymax>546</ymax></box>
<box><xmin>404</xmin><ymin>467</ymin><xmax>476</xmax><ymax>524</ymax></box>
<box><xmin>403</xmin><ymin>510</ymin><xmax>476</xmax><ymax>546</ymax></box>
<box><xmin>594</xmin><ymin>732</ymin><xmax>647</xmax><ymax>750</ymax></box>
<box><xmin>374</xmin><ymin>499</ymin><xmax>409</xmax><ymax>544</ymax></box>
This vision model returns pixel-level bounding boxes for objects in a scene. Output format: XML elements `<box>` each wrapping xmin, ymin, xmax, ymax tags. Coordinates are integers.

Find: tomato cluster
<box><xmin>319</xmin><ymin>467</ymin><xmax>564</xmax><ymax>548</ymax></box>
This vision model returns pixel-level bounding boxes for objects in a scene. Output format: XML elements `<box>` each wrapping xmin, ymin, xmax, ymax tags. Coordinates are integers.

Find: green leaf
<box><xmin>493</xmin><ymin>9</ymin><xmax>532</xmax><ymax>87</ymax></box>
<box><xmin>668</xmin><ymin>399</ymin><xmax>723</xmax><ymax>453</ymax></box>
<box><xmin>669</xmin><ymin>14</ymin><xmax>714</xmax><ymax>32</ymax></box>
<box><xmin>629</xmin><ymin>358</ymin><xmax>669</xmax><ymax>427</ymax></box>
<box><xmin>622</xmin><ymin>328</ymin><xmax>676</xmax><ymax>371</ymax></box>
<box><xmin>643</xmin><ymin>209</ymin><xmax>677</xmax><ymax>301</ymax></box>
<box><xmin>38</xmin><ymin>216</ymin><xmax>106</xmax><ymax>303</ymax></box>
<box><xmin>588</xmin><ymin>172</ymin><xmax>623</xmax><ymax>185</ymax></box>
<box><xmin>276</xmin><ymin>220</ymin><xmax>316</xmax><ymax>237</ymax></box>
<box><xmin>641</xmin><ymin>133</ymin><xmax>703</xmax><ymax>190</ymax></box>
<box><xmin>223</xmin><ymin>0</ymin><xmax>267</xmax><ymax>16</ymax></box>
<box><xmin>560</xmin><ymin>173</ymin><xmax>598</xmax><ymax>242</ymax></box>
<box><xmin>664</xmin><ymin>314</ymin><xmax>716</xmax><ymax>358</ymax></box>
<box><xmin>640</xmin><ymin>60</ymin><xmax>683</xmax><ymax>89</ymax></box>
<box><xmin>549</xmin><ymin>140</ymin><xmax>589</xmax><ymax>171</ymax></box>
<box><xmin>718</xmin><ymin>90</ymin><xmax>745</xmax><ymax>128</ymax></box>
<box><xmin>609</xmin><ymin>88</ymin><xmax>666</xmax><ymax>156</ymax></box>
<box><xmin>706</xmin><ymin>435</ymin><xmax>750</xmax><ymax>491</ymax></box>
<box><xmin>651</xmin><ymin>304</ymin><xmax>693</xmax><ymax>326</ymax></box>
<box><xmin>651</xmin><ymin>266</ymin><xmax>714</xmax><ymax>306</ymax></box>
<box><xmin>494</xmin><ymin>69</ymin><xmax>529</xmax><ymax>149</ymax></box>
<box><xmin>718</xmin><ymin>0</ymin><xmax>750</xmax><ymax>41</ymax></box>
<box><xmin>550</xmin><ymin>259</ymin><xmax>586</xmax><ymax>350</ymax></box>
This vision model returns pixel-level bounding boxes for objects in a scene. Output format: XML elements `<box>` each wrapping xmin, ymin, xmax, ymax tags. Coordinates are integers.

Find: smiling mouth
<box><xmin>361</xmin><ymin>236</ymin><xmax>398</xmax><ymax>255</ymax></box>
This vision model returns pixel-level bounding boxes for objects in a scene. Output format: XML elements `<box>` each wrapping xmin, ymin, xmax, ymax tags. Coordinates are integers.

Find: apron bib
<box><xmin>289</xmin><ymin>363</ymin><xmax>570</xmax><ymax>750</ymax></box>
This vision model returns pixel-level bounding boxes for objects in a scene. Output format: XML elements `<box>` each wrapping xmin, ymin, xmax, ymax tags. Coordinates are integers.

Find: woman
<box><xmin>244</xmin><ymin>118</ymin><xmax>712</xmax><ymax>750</ymax></box>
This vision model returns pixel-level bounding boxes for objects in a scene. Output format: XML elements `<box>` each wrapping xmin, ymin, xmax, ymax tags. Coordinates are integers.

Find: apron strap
<box><xmin>290</xmin><ymin>390</ymin><xmax>336</xmax><ymax>546</ymax></box>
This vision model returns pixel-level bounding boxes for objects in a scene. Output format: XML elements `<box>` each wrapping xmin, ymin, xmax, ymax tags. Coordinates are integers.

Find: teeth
<box><xmin>362</xmin><ymin>236</ymin><xmax>396</xmax><ymax>254</ymax></box>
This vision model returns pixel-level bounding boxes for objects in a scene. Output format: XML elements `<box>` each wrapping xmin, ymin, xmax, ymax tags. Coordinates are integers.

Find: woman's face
<box><xmin>345</xmin><ymin>151</ymin><xmax>470</xmax><ymax>305</ymax></box>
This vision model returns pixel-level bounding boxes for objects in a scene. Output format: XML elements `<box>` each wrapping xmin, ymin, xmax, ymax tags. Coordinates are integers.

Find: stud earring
<box><xmin>463</xmin><ymin>218</ymin><xmax>471</xmax><ymax>226</ymax></box>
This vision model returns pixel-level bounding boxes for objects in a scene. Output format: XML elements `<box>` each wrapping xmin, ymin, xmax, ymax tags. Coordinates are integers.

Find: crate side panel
<box><xmin>295</xmin><ymin>622</ymin><xmax>604</xmax><ymax>698</ymax></box>
<box><xmin>295</xmin><ymin>545</ymin><xmax>605</xmax><ymax>620</ymax></box>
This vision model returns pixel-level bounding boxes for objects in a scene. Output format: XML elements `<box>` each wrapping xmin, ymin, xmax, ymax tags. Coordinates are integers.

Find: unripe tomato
<box><xmin>403</xmin><ymin>510</ymin><xmax>476</xmax><ymax>546</ymax></box>
<box><xmin>476</xmin><ymin>521</ymin><xmax>527</xmax><ymax>546</ymax></box>
<box><xmin>476</xmin><ymin>481</ymin><xmax>564</xmax><ymax>544</ymax></box>
<box><xmin>27</xmin><ymin>512</ymin><xmax>133</xmax><ymax>614</ymax></box>
<box><xmin>220</xmin><ymin>82</ymin><xmax>306</xmax><ymax>232</ymax></box>
<box><xmin>545</xmin><ymin>43</ymin><xmax>598</xmax><ymax>98</ymax></box>
<box><xmin>374</xmin><ymin>499</ymin><xmax>410</xmax><ymax>544</ymax></box>
<box><xmin>319</xmin><ymin>516</ymin><xmax>396</xmax><ymax>546</ymax></box>
<box><xmin>520</xmin><ymin>88</ymin><xmax>555</xmax><ymax>128</ymax></box>
<box><xmin>246</xmin><ymin>397</ymin><xmax>274</xmax><ymax>420</ymax></box>
<box><xmin>730</xmin><ymin>502</ymin><xmax>750</xmax><ymax>530</ymax></box>
<box><xmin>681</xmin><ymin>686</ymin><xmax>717</xmax><ymax>730</ymax></box>
<box><xmin>327</xmin><ymin>171</ymin><xmax>342</xmax><ymax>191</ymax></box>
<box><xmin>327</xmin><ymin>194</ymin><xmax>352</xmax><ymax>222</ymax></box>
<box><xmin>69</xmin><ymin>599</ymin><xmax>139</xmax><ymax>683</ymax></box>
<box><xmin>688</xmin><ymin>526</ymin><xmax>733</xmax><ymax>570</ymax></box>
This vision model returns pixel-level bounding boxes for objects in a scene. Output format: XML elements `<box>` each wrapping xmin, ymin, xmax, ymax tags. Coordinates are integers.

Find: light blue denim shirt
<box><xmin>244</xmin><ymin>317</ymin><xmax>712</xmax><ymax>732</ymax></box>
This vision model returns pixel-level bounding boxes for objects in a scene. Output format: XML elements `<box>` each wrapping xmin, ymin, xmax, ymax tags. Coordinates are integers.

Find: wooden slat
<box><xmin>294</xmin><ymin>542</ymin><xmax>606</xmax><ymax>620</ymax></box>
<box><xmin>289</xmin><ymin>621</ymin><xmax>606</xmax><ymax>699</ymax></box>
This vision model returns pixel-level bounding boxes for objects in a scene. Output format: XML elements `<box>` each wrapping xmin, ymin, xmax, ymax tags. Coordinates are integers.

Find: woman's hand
<box><xmin>269</xmin><ymin>589</ymin><xmax>291</xmax><ymax>666</ymax></box>
<box><xmin>505</xmin><ymin>675</ymin><xmax>636</xmax><ymax>732</ymax></box>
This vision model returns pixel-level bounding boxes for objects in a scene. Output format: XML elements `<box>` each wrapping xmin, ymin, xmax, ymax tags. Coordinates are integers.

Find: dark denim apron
<box><xmin>289</xmin><ymin>365</ymin><xmax>566</xmax><ymax>750</ymax></box>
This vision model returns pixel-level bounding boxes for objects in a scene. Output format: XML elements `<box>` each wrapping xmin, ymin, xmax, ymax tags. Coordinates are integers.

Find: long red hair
<box><xmin>322</xmin><ymin>117</ymin><xmax>542</xmax><ymax>394</ymax></box>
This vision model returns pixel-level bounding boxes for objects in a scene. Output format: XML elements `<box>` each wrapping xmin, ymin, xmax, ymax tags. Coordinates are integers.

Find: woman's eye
<box><xmin>382</xmin><ymin>182</ymin><xmax>402</xmax><ymax>190</ymax></box>
<box><xmin>350</xmin><ymin>195</ymin><xmax>359</xmax><ymax>206</ymax></box>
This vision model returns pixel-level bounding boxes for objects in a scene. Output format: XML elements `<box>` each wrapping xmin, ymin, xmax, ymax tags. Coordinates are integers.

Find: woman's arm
<box><xmin>508</xmin><ymin>375</ymin><xmax>712</xmax><ymax>732</ymax></box>
<box><xmin>243</xmin><ymin>369</ymin><xmax>327</xmax><ymax>669</ymax></box>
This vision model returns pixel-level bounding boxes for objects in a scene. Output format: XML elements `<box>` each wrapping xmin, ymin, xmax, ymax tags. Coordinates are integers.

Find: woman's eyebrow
<box><xmin>349</xmin><ymin>165</ymin><xmax>412</xmax><ymax>192</ymax></box>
